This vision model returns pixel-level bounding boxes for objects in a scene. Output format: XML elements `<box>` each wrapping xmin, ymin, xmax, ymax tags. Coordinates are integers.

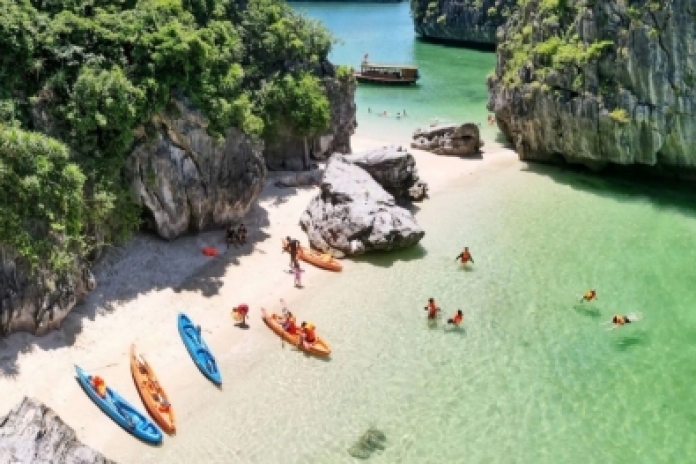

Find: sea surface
<box><xmin>126</xmin><ymin>3</ymin><xmax>696</xmax><ymax>463</ymax></box>
<box><xmin>292</xmin><ymin>2</ymin><xmax>499</xmax><ymax>142</ymax></box>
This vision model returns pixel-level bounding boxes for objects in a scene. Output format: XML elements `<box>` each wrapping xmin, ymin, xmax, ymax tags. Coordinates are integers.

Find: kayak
<box><xmin>177</xmin><ymin>313</ymin><xmax>222</xmax><ymax>386</ymax></box>
<box><xmin>75</xmin><ymin>365</ymin><xmax>162</xmax><ymax>444</ymax></box>
<box><xmin>130</xmin><ymin>344</ymin><xmax>176</xmax><ymax>434</ymax></box>
<box><xmin>282</xmin><ymin>239</ymin><xmax>342</xmax><ymax>272</ymax></box>
<box><xmin>261</xmin><ymin>308</ymin><xmax>331</xmax><ymax>357</ymax></box>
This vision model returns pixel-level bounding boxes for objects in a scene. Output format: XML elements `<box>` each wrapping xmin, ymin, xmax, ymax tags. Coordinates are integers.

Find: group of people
<box><xmin>226</xmin><ymin>223</ymin><xmax>248</xmax><ymax>249</ymax></box>
<box><xmin>580</xmin><ymin>290</ymin><xmax>641</xmax><ymax>329</ymax></box>
<box><xmin>424</xmin><ymin>298</ymin><xmax>464</xmax><ymax>328</ymax></box>
<box><xmin>279</xmin><ymin>309</ymin><xmax>317</xmax><ymax>348</ymax></box>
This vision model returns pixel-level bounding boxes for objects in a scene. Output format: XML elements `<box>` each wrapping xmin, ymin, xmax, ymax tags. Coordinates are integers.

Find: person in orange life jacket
<box><xmin>455</xmin><ymin>247</ymin><xmax>474</xmax><ymax>264</ymax></box>
<box><xmin>579</xmin><ymin>289</ymin><xmax>597</xmax><ymax>303</ymax></box>
<box><xmin>447</xmin><ymin>310</ymin><xmax>464</xmax><ymax>326</ymax></box>
<box><xmin>282</xmin><ymin>312</ymin><xmax>299</xmax><ymax>335</ymax></box>
<box><xmin>300</xmin><ymin>321</ymin><xmax>316</xmax><ymax>347</ymax></box>
<box><xmin>424</xmin><ymin>298</ymin><xmax>440</xmax><ymax>319</ymax></box>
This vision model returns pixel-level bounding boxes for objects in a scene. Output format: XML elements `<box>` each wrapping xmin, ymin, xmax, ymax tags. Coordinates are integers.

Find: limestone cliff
<box><xmin>488</xmin><ymin>0</ymin><xmax>696</xmax><ymax>173</ymax></box>
<box><xmin>0</xmin><ymin>251</ymin><xmax>95</xmax><ymax>337</ymax></box>
<box><xmin>0</xmin><ymin>397</ymin><xmax>114</xmax><ymax>463</ymax></box>
<box><xmin>126</xmin><ymin>97</ymin><xmax>267</xmax><ymax>240</ymax></box>
<box><xmin>410</xmin><ymin>0</ymin><xmax>516</xmax><ymax>46</ymax></box>
<box><xmin>264</xmin><ymin>68</ymin><xmax>357</xmax><ymax>171</ymax></box>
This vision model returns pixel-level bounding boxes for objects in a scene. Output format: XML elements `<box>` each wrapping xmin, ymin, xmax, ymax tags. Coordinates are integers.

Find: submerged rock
<box><xmin>126</xmin><ymin>97</ymin><xmax>267</xmax><ymax>240</ymax></box>
<box><xmin>0</xmin><ymin>397</ymin><xmax>114</xmax><ymax>463</ymax></box>
<box><xmin>347</xmin><ymin>427</ymin><xmax>387</xmax><ymax>460</ymax></box>
<box><xmin>300</xmin><ymin>156</ymin><xmax>424</xmax><ymax>257</ymax></box>
<box><xmin>343</xmin><ymin>145</ymin><xmax>427</xmax><ymax>201</ymax></box>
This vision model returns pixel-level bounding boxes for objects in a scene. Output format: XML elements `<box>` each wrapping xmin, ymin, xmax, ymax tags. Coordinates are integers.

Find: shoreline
<box><xmin>0</xmin><ymin>134</ymin><xmax>519</xmax><ymax>460</ymax></box>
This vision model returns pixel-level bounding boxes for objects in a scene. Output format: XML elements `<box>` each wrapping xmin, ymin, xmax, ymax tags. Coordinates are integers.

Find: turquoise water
<box><xmin>292</xmin><ymin>2</ymin><xmax>498</xmax><ymax>142</ymax></box>
<box><xmin>121</xmin><ymin>4</ymin><xmax>696</xmax><ymax>463</ymax></box>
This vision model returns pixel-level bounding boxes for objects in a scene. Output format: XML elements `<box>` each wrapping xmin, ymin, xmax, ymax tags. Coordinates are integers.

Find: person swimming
<box><xmin>579</xmin><ymin>289</ymin><xmax>597</xmax><ymax>303</ymax></box>
<box><xmin>447</xmin><ymin>310</ymin><xmax>463</xmax><ymax>326</ymax></box>
<box><xmin>604</xmin><ymin>312</ymin><xmax>642</xmax><ymax>330</ymax></box>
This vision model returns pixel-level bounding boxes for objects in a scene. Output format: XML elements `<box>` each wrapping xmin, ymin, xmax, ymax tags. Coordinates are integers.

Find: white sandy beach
<box><xmin>0</xmin><ymin>135</ymin><xmax>518</xmax><ymax>460</ymax></box>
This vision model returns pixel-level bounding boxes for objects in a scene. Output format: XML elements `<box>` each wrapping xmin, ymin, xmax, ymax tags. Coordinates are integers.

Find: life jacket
<box><xmin>285</xmin><ymin>319</ymin><xmax>298</xmax><ymax>334</ymax></box>
<box><xmin>304</xmin><ymin>326</ymin><xmax>316</xmax><ymax>343</ymax></box>
<box><xmin>92</xmin><ymin>376</ymin><xmax>106</xmax><ymax>397</ymax></box>
<box><xmin>428</xmin><ymin>302</ymin><xmax>438</xmax><ymax>318</ymax></box>
<box><xmin>453</xmin><ymin>313</ymin><xmax>463</xmax><ymax>325</ymax></box>
<box><xmin>461</xmin><ymin>251</ymin><xmax>470</xmax><ymax>263</ymax></box>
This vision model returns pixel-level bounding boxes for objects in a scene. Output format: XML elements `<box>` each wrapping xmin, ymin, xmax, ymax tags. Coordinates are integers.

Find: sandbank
<box><xmin>0</xmin><ymin>134</ymin><xmax>518</xmax><ymax>460</ymax></box>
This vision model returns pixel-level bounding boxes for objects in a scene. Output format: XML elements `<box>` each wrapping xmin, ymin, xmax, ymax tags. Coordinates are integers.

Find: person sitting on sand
<box><xmin>300</xmin><ymin>321</ymin><xmax>317</xmax><ymax>347</ymax></box>
<box><xmin>455</xmin><ymin>247</ymin><xmax>474</xmax><ymax>264</ymax></box>
<box><xmin>282</xmin><ymin>312</ymin><xmax>298</xmax><ymax>334</ymax></box>
<box><xmin>424</xmin><ymin>298</ymin><xmax>440</xmax><ymax>320</ymax></box>
<box><xmin>579</xmin><ymin>289</ymin><xmax>597</xmax><ymax>303</ymax></box>
<box><xmin>237</xmin><ymin>223</ymin><xmax>248</xmax><ymax>244</ymax></box>
<box><xmin>226</xmin><ymin>225</ymin><xmax>239</xmax><ymax>249</ymax></box>
<box><xmin>447</xmin><ymin>310</ymin><xmax>464</xmax><ymax>326</ymax></box>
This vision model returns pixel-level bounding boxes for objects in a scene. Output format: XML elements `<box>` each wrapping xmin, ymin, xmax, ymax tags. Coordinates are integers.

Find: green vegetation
<box><xmin>0</xmin><ymin>0</ymin><xmax>337</xmax><ymax>272</ymax></box>
<box><xmin>609</xmin><ymin>108</ymin><xmax>630</xmax><ymax>124</ymax></box>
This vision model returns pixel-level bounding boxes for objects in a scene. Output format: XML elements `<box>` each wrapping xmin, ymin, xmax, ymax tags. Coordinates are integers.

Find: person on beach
<box><xmin>424</xmin><ymin>298</ymin><xmax>440</xmax><ymax>319</ymax></box>
<box><xmin>447</xmin><ymin>310</ymin><xmax>464</xmax><ymax>326</ymax></box>
<box><xmin>226</xmin><ymin>225</ymin><xmax>239</xmax><ymax>249</ymax></box>
<box><xmin>232</xmin><ymin>303</ymin><xmax>250</xmax><ymax>326</ymax></box>
<box><xmin>293</xmin><ymin>263</ymin><xmax>305</xmax><ymax>288</ymax></box>
<box><xmin>487</xmin><ymin>114</ymin><xmax>495</xmax><ymax>125</ymax></box>
<box><xmin>579</xmin><ymin>289</ymin><xmax>597</xmax><ymax>303</ymax></box>
<box><xmin>91</xmin><ymin>376</ymin><xmax>106</xmax><ymax>397</ymax></box>
<box><xmin>237</xmin><ymin>224</ymin><xmax>248</xmax><ymax>244</ymax></box>
<box><xmin>300</xmin><ymin>321</ymin><xmax>317</xmax><ymax>347</ymax></box>
<box><xmin>455</xmin><ymin>247</ymin><xmax>474</xmax><ymax>264</ymax></box>
<box><xmin>284</xmin><ymin>236</ymin><xmax>301</xmax><ymax>268</ymax></box>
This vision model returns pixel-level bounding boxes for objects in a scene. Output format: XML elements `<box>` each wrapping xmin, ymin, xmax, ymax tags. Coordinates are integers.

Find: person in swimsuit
<box><xmin>580</xmin><ymin>289</ymin><xmax>597</xmax><ymax>303</ymax></box>
<box><xmin>447</xmin><ymin>310</ymin><xmax>464</xmax><ymax>326</ymax></box>
<box><xmin>612</xmin><ymin>314</ymin><xmax>631</xmax><ymax>325</ymax></box>
<box><xmin>424</xmin><ymin>298</ymin><xmax>440</xmax><ymax>319</ymax></box>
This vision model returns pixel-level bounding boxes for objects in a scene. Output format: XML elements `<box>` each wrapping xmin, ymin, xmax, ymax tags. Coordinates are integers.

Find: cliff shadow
<box><xmin>349</xmin><ymin>243</ymin><xmax>428</xmax><ymax>268</ymax></box>
<box><xmin>0</xmin><ymin>180</ymin><xmax>318</xmax><ymax>375</ymax></box>
<box><xmin>520</xmin><ymin>162</ymin><xmax>696</xmax><ymax>219</ymax></box>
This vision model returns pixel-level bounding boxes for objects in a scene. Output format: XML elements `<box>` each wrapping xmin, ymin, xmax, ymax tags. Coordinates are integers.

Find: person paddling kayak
<box><xmin>455</xmin><ymin>247</ymin><xmax>474</xmax><ymax>264</ymax></box>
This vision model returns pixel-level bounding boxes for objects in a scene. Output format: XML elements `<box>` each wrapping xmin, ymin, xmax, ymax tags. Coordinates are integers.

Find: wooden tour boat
<box><xmin>354</xmin><ymin>54</ymin><xmax>420</xmax><ymax>85</ymax></box>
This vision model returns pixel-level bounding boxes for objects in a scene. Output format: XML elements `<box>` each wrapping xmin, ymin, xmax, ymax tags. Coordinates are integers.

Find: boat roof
<box><xmin>361</xmin><ymin>62</ymin><xmax>418</xmax><ymax>70</ymax></box>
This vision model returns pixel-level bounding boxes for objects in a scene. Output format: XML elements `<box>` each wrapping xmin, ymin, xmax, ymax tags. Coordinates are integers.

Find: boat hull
<box><xmin>177</xmin><ymin>313</ymin><xmax>222</xmax><ymax>386</ymax></box>
<box><xmin>130</xmin><ymin>344</ymin><xmax>176</xmax><ymax>434</ymax></box>
<box><xmin>354</xmin><ymin>74</ymin><xmax>418</xmax><ymax>85</ymax></box>
<box><xmin>75</xmin><ymin>365</ymin><xmax>162</xmax><ymax>444</ymax></box>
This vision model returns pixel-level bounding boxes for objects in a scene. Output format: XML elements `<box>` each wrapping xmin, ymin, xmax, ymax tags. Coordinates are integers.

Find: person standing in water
<box><xmin>424</xmin><ymin>298</ymin><xmax>440</xmax><ymax>320</ymax></box>
<box><xmin>455</xmin><ymin>247</ymin><xmax>474</xmax><ymax>264</ymax></box>
<box><xmin>447</xmin><ymin>310</ymin><xmax>464</xmax><ymax>327</ymax></box>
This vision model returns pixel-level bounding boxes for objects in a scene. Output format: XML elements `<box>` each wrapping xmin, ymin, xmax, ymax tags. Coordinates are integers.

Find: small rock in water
<box><xmin>348</xmin><ymin>444</ymin><xmax>371</xmax><ymax>459</ymax></box>
<box><xmin>347</xmin><ymin>427</ymin><xmax>387</xmax><ymax>459</ymax></box>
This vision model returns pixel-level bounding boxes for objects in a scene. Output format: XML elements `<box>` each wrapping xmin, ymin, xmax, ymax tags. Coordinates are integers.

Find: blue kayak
<box><xmin>177</xmin><ymin>313</ymin><xmax>222</xmax><ymax>385</ymax></box>
<box><xmin>75</xmin><ymin>365</ymin><xmax>162</xmax><ymax>444</ymax></box>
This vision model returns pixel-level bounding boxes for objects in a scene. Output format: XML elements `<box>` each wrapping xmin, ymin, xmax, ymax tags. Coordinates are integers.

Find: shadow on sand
<box><xmin>0</xmin><ymin>181</ymin><xmax>314</xmax><ymax>376</ymax></box>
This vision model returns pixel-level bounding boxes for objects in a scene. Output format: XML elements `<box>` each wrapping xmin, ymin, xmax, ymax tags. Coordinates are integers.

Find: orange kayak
<box><xmin>129</xmin><ymin>344</ymin><xmax>176</xmax><ymax>434</ymax></box>
<box><xmin>282</xmin><ymin>239</ymin><xmax>342</xmax><ymax>272</ymax></box>
<box><xmin>261</xmin><ymin>308</ymin><xmax>331</xmax><ymax>357</ymax></box>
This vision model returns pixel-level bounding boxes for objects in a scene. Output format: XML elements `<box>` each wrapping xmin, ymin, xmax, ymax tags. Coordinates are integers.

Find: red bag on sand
<box><xmin>202</xmin><ymin>246</ymin><xmax>218</xmax><ymax>257</ymax></box>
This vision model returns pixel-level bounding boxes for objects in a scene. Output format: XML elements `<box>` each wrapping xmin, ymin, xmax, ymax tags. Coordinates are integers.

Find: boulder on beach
<box><xmin>300</xmin><ymin>155</ymin><xmax>424</xmax><ymax>257</ymax></box>
<box><xmin>411</xmin><ymin>122</ymin><xmax>483</xmax><ymax>157</ymax></box>
<box><xmin>342</xmin><ymin>145</ymin><xmax>428</xmax><ymax>201</ymax></box>
<box><xmin>0</xmin><ymin>397</ymin><xmax>115</xmax><ymax>463</ymax></box>
<box><xmin>272</xmin><ymin>168</ymin><xmax>324</xmax><ymax>188</ymax></box>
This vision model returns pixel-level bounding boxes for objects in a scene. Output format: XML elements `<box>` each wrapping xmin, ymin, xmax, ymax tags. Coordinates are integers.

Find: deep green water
<box><xmin>292</xmin><ymin>2</ymin><xmax>498</xmax><ymax>142</ymax></box>
<box><xmin>130</xmin><ymin>4</ymin><xmax>696</xmax><ymax>463</ymax></box>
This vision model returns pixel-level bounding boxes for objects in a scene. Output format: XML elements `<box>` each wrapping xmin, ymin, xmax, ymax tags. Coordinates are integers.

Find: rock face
<box><xmin>0</xmin><ymin>397</ymin><xmax>114</xmax><ymax>464</ymax></box>
<box><xmin>409</xmin><ymin>0</ymin><xmax>516</xmax><ymax>46</ymax></box>
<box><xmin>300</xmin><ymin>155</ymin><xmax>424</xmax><ymax>257</ymax></box>
<box><xmin>343</xmin><ymin>145</ymin><xmax>427</xmax><ymax>201</ymax></box>
<box><xmin>126</xmin><ymin>98</ymin><xmax>267</xmax><ymax>240</ymax></box>
<box><xmin>0</xmin><ymin>248</ymin><xmax>95</xmax><ymax>337</ymax></box>
<box><xmin>412</xmin><ymin>123</ymin><xmax>483</xmax><ymax>157</ymax></box>
<box><xmin>488</xmin><ymin>0</ymin><xmax>696</xmax><ymax>174</ymax></box>
<box><xmin>272</xmin><ymin>169</ymin><xmax>324</xmax><ymax>188</ymax></box>
<box><xmin>264</xmin><ymin>69</ymin><xmax>357</xmax><ymax>171</ymax></box>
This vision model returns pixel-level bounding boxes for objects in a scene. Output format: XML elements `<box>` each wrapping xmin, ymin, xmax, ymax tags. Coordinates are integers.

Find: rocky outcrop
<box><xmin>488</xmin><ymin>0</ymin><xmax>696</xmax><ymax>174</ymax></box>
<box><xmin>0</xmin><ymin>397</ymin><xmax>114</xmax><ymax>463</ymax></box>
<box><xmin>0</xmin><ymin>249</ymin><xmax>95</xmax><ymax>337</ymax></box>
<box><xmin>264</xmin><ymin>67</ymin><xmax>357</xmax><ymax>171</ymax></box>
<box><xmin>412</xmin><ymin>123</ymin><xmax>483</xmax><ymax>157</ymax></box>
<box><xmin>410</xmin><ymin>0</ymin><xmax>516</xmax><ymax>46</ymax></box>
<box><xmin>343</xmin><ymin>145</ymin><xmax>428</xmax><ymax>201</ymax></box>
<box><xmin>300</xmin><ymin>155</ymin><xmax>424</xmax><ymax>257</ymax></box>
<box><xmin>126</xmin><ymin>98</ymin><xmax>267</xmax><ymax>240</ymax></box>
<box><xmin>271</xmin><ymin>169</ymin><xmax>324</xmax><ymax>188</ymax></box>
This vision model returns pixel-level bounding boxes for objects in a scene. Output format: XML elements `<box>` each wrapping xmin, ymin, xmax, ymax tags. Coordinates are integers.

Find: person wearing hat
<box><xmin>300</xmin><ymin>321</ymin><xmax>316</xmax><ymax>347</ymax></box>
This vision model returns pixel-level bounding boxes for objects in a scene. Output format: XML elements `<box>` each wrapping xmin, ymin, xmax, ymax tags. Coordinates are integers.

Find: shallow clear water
<box><xmin>292</xmin><ymin>2</ymin><xmax>498</xmax><ymax>142</ymax></box>
<box><xmin>123</xmin><ymin>4</ymin><xmax>696</xmax><ymax>463</ymax></box>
